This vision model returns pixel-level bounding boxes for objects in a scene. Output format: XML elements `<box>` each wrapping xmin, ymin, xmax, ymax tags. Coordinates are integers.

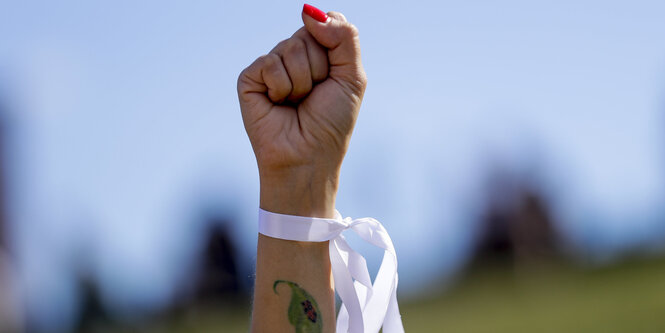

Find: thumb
<box><xmin>302</xmin><ymin>5</ymin><xmax>365</xmax><ymax>89</ymax></box>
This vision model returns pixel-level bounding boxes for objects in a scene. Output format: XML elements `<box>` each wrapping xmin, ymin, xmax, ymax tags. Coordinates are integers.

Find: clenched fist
<box><xmin>238</xmin><ymin>5</ymin><xmax>367</xmax><ymax>218</ymax></box>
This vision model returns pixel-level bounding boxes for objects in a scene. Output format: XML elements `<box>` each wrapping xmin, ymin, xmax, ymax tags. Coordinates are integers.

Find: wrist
<box><xmin>259</xmin><ymin>165</ymin><xmax>339</xmax><ymax>218</ymax></box>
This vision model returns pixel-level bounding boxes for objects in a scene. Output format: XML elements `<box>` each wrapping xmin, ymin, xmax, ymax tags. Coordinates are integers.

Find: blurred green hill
<box><xmin>403</xmin><ymin>256</ymin><xmax>665</xmax><ymax>332</ymax></box>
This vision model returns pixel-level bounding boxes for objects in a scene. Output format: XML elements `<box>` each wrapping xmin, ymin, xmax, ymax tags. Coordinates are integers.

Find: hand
<box><xmin>238</xmin><ymin>7</ymin><xmax>367</xmax><ymax>218</ymax></box>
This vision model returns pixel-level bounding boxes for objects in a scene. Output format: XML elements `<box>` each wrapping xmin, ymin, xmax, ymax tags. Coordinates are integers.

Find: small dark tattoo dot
<box><xmin>301</xmin><ymin>300</ymin><xmax>318</xmax><ymax>323</ymax></box>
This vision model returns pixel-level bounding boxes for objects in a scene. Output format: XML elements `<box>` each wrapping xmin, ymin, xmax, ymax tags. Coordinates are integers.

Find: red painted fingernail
<box><xmin>303</xmin><ymin>4</ymin><xmax>328</xmax><ymax>23</ymax></box>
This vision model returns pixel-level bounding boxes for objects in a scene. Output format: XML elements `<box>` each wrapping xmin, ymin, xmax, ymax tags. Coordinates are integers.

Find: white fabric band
<box><xmin>258</xmin><ymin>208</ymin><xmax>404</xmax><ymax>333</ymax></box>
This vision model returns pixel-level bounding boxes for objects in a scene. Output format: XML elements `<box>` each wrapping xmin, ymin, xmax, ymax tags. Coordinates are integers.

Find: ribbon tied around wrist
<box><xmin>259</xmin><ymin>209</ymin><xmax>404</xmax><ymax>333</ymax></box>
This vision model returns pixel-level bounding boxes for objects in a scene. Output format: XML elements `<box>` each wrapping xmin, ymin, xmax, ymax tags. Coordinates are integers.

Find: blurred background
<box><xmin>1</xmin><ymin>0</ymin><xmax>665</xmax><ymax>332</ymax></box>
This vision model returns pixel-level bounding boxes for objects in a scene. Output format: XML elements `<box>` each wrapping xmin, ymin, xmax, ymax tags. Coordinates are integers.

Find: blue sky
<box><xmin>1</xmin><ymin>0</ymin><xmax>665</xmax><ymax>330</ymax></box>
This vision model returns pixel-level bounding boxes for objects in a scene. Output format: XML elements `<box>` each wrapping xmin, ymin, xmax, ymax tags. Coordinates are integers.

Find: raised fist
<box><xmin>237</xmin><ymin>5</ymin><xmax>367</xmax><ymax>217</ymax></box>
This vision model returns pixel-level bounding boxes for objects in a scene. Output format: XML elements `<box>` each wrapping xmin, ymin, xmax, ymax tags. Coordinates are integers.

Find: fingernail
<box><xmin>303</xmin><ymin>4</ymin><xmax>328</xmax><ymax>23</ymax></box>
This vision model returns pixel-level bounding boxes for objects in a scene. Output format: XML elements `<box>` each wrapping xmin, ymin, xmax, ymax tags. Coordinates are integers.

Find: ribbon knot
<box><xmin>258</xmin><ymin>209</ymin><xmax>404</xmax><ymax>333</ymax></box>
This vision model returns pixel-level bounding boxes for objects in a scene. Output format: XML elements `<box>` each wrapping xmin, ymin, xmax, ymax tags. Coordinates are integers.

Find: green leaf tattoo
<box><xmin>273</xmin><ymin>280</ymin><xmax>323</xmax><ymax>333</ymax></box>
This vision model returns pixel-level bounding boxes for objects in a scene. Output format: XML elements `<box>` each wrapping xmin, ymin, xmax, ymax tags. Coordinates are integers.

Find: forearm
<box><xmin>251</xmin><ymin>235</ymin><xmax>335</xmax><ymax>332</ymax></box>
<box><xmin>251</xmin><ymin>173</ymin><xmax>339</xmax><ymax>333</ymax></box>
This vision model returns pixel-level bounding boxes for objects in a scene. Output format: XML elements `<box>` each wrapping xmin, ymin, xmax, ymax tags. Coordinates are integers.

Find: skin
<box><xmin>237</xmin><ymin>10</ymin><xmax>366</xmax><ymax>333</ymax></box>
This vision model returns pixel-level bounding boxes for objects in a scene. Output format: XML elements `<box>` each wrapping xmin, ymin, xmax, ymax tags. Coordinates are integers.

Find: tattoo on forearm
<box><xmin>273</xmin><ymin>280</ymin><xmax>323</xmax><ymax>333</ymax></box>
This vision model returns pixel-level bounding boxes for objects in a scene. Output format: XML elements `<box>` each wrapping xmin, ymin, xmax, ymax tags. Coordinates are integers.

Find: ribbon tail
<box><xmin>336</xmin><ymin>303</ymin><xmax>350</xmax><ymax>333</ymax></box>
<box><xmin>382</xmin><ymin>274</ymin><xmax>404</xmax><ymax>333</ymax></box>
<box><xmin>330</xmin><ymin>238</ymin><xmax>364</xmax><ymax>333</ymax></box>
<box><xmin>351</xmin><ymin>219</ymin><xmax>403</xmax><ymax>333</ymax></box>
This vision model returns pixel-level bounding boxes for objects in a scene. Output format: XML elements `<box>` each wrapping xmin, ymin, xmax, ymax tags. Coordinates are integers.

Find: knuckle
<box><xmin>237</xmin><ymin>69</ymin><xmax>247</xmax><ymax>89</ymax></box>
<box><xmin>260</xmin><ymin>53</ymin><xmax>277</xmax><ymax>67</ymax></box>
<box><xmin>280</xmin><ymin>38</ymin><xmax>306</xmax><ymax>59</ymax></box>
<box><xmin>328</xmin><ymin>11</ymin><xmax>347</xmax><ymax>22</ymax></box>
<box><xmin>263</xmin><ymin>55</ymin><xmax>284</xmax><ymax>77</ymax></box>
<box><xmin>237</xmin><ymin>64</ymin><xmax>257</xmax><ymax>93</ymax></box>
<box><xmin>274</xmin><ymin>39</ymin><xmax>288</xmax><ymax>52</ymax></box>
<box><xmin>339</xmin><ymin>23</ymin><xmax>359</xmax><ymax>39</ymax></box>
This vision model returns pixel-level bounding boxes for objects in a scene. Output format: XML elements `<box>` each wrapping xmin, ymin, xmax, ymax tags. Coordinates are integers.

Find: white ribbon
<box><xmin>258</xmin><ymin>209</ymin><xmax>404</xmax><ymax>333</ymax></box>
